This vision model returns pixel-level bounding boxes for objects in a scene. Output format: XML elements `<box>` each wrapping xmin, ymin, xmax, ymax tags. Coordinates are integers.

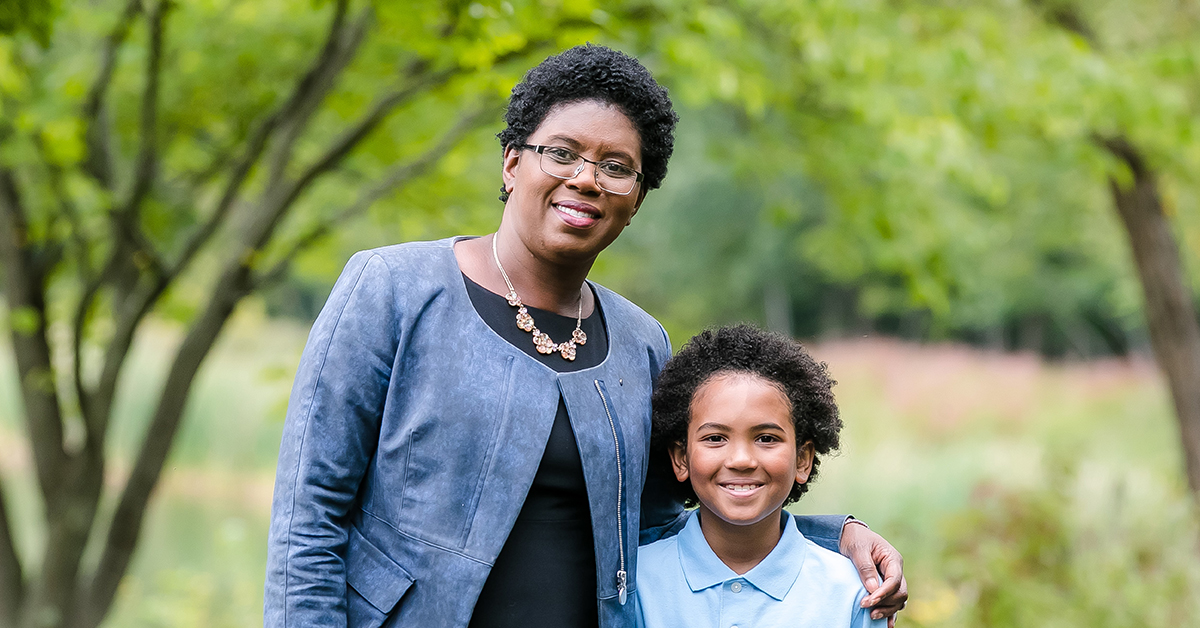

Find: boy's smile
<box><xmin>670</xmin><ymin>373</ymin><xmax>815</xmax><ymax>547</ymax></box>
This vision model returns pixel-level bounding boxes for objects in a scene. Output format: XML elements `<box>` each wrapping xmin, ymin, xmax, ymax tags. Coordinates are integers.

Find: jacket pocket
<box><xmin>345</xmin><ymin>526</ymin><xmax>415</xmax><ymax>627</ymax></box>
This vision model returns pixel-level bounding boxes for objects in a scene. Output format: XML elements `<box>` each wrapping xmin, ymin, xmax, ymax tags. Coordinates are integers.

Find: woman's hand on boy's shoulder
<box><xmin>840</xmin><ymin>521</ymin><xmax>907</xmax><ymax>627</ymax></box>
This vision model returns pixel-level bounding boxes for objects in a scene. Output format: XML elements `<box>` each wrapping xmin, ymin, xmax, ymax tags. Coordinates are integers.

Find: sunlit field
<box><xmin>1</xmin><ymin>312</ymin><xmax>1197</xmax><ymax>627</ymax></box>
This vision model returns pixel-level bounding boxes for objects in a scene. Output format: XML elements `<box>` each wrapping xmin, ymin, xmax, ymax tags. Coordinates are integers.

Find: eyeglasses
<box><xmin>519</xmin><ymin>144</ymin><xmax>644</xmax><ymax>196</ymax></box>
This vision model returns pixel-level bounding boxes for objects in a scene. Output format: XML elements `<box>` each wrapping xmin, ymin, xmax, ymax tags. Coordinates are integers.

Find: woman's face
<box><xmin>501</xmin><ymin>99</ymin><xmax>646</xmax><ymax>266</ymax></box>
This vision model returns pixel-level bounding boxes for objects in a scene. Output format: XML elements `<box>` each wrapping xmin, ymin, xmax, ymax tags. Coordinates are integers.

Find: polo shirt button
<box><xmin>730</xmin><ymin>582</ymin><xmax>743</xmax><ymax>593</ymax></box>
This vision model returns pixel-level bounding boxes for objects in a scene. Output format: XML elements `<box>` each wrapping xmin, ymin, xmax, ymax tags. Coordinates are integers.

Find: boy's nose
<box><xmin>725</xmin><ymin>442</ymin><xmax>758</xmax><ymax>469</ymax></box>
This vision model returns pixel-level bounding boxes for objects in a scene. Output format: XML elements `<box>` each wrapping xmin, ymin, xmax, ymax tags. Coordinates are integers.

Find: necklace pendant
<box><xmin>532</xmin><ymin>330</ymin><xmax>556</xmax><ymax>354</ymax></box>
<box><xmin>493</xmin><ymin>234</ymin><xmax>587</xmax><ymax>363</ymax></box>
<box><xmin>516</xmin><ymin>308</ymin><xmax>534</xmax><ymax>332</ymax></box>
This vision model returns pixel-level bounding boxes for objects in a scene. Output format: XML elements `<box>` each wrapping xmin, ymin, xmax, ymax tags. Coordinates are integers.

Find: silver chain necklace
<box><xmin>491</xmin><ymin>235</ymin><xmax>587</xmax><ymax>361</ymax></box>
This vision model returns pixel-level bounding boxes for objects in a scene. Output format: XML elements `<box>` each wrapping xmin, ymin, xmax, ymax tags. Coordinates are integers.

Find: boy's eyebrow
<box><xmin>693</xmin><ymin>422</ymin><xmax>789</xmax><ymax>433</ymax></box>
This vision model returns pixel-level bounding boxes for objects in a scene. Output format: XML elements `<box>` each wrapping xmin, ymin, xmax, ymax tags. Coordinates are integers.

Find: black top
<box><xmin>463</xmin><ymin>274</ymin><xmax>608</xmax><ymax>628</ymax></box>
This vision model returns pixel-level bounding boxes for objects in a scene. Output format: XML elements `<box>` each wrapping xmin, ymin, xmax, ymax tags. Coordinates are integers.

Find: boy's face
<box><xmin>669</xmin><ymin>373</ymin><xmax>815</xmax><ymax>530</ymax></box>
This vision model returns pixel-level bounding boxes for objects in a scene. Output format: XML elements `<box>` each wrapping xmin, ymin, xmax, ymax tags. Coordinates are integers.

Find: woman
<box><xmin>264</xmin><ymin>44</ymin><xmax>906</xmax><ymax>628</ymax></box>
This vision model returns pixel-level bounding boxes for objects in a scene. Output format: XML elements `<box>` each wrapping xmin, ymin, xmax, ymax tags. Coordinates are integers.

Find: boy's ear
<box><xmin>795</xmin><ymin>441</ymin><xmax>815</xmax><ymax>484</ymax></box>
<box><xmin>668</xmin><ymin>442</ymin><xmax>690</xmax><ymax>483</ymax></box>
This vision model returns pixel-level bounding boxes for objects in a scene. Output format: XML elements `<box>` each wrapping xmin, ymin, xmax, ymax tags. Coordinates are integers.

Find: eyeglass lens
<box><xmin>538</xmin><ymin>149</ymin><xmax>637</xmax><ymax>195</ymax></box>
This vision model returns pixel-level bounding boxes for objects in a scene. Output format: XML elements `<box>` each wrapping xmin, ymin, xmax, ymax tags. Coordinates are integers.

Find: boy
<box><xmin>638</xmin><ymin>325</ymin><xmax>884</xmax><ymax>628</ymax></box>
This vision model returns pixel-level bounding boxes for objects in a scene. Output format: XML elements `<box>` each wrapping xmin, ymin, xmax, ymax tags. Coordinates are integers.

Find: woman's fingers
<box><xmin>869</xmin><ymin>576</ymin><xmax>907</xmax><ymax>621</ymax></box>
<box><xmin>868</xmin><ymin>549</ymin><xmax>907</xmax><ymax>609</ymax></box>
<box><xmin>841</xmin><ymin>523</ymin><xmax>908</xmax><ymax>621</ymax></box>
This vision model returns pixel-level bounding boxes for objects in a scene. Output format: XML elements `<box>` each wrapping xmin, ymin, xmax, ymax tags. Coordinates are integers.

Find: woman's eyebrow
<box><xmin>544</xmin><ymin>134</ymin><xmax>583</xmax><ymax>148</ymax></box>
<box><xmin>543</xmin><ymin>135</ymin><xmax>636</xmax><ymax>163</ymax></box>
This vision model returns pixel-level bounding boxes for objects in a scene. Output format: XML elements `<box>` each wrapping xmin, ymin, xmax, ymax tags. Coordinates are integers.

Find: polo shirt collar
<box><xmin>676</xmin><ymin>509</ymin><xmax>808</xmax><ymax>601</ymax></box>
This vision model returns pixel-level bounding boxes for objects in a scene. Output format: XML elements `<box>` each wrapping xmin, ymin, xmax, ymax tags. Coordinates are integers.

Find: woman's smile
<box><xmin>552</xmin><ymin>199</ymin><xmax>601</xmax><ymax>228</ymax></box>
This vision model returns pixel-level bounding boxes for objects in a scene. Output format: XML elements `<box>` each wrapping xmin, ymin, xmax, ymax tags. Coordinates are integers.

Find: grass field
<box><xmin>1</xmin><ymin>312</ymin><xmax>1197</xmax><ymax>626</ymax></box>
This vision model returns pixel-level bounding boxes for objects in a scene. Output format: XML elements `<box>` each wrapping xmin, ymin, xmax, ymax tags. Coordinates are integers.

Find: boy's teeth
<box><xmin>726</xmin><ymin>485</ymin><xmax>760</xmax><ymax>492</ymax></box>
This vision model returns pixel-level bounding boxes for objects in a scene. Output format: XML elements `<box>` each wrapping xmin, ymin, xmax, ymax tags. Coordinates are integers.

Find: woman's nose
<box><xmin>565</xmin><ymin>161</ymin><xmax>602</xmax><ymax>193</ymax></box>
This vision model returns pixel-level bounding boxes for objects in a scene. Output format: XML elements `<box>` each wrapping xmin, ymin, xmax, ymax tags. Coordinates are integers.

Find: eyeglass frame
<box><xmin>518</xmin><ymin>144</ymin><xmax>645</xmax><ymax>196</ymax></box>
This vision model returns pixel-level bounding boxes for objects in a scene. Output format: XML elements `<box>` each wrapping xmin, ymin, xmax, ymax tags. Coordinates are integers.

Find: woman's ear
<box><xmin>502</xmin><ymin>144</ymin><xmax>521</xmax><ymax>193</ymax></box>
<box><xmin>668</xmin><ymin>442</ymin><xmax>690</xmax><ymax>483</ymax></box>
<box><xmin>795</xmin><ymin>441</ymin><xmax>815</xmax><ymax>484</ymax></box>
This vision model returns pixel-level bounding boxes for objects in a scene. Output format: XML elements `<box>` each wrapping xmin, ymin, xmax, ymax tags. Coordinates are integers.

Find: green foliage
<box><xmin>0</xmin><ymin>0</ymin><xmax>58</xmax><ymax>46</ymax></box>
<box><xmin>935</xmin><ymin>464</ymin><xmax>1200</xmax><ymax>627</ymax></box>
<box><xmin>590</xmin><ymin>0</ymin><xmax>1200</xmax><ymax>354</ymax></box>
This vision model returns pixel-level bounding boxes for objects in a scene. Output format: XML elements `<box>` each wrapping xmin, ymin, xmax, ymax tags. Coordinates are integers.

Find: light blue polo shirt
<box><xmin>636</xmin><ymin>510</ymin><xmax>885</xmax><ymax>628</ymax></box>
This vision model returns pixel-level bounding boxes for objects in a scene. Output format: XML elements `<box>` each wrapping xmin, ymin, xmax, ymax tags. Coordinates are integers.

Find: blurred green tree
<box><xmin>0</xmin><ymin>1</ymin><xmax>642</xmax><ymax>626</ymax></box>
<box><xmin>626</xmin><ymin>0</ymin><xmax>1200</xmax><ymax>497</ymax></box>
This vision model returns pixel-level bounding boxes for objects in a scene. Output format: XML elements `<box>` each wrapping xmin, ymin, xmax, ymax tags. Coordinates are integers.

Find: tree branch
<box><xmin>71</xmin><ymin>0</ymin><xmax>172</xmax><ymax>440</ymax></box>
<box><xmin>0</xmin><ymin>169</ymin><xmax>67</xmax><ymax>505</ymax></box>
<box><xmin>166</xmin><ymin>135</ymin><xmax>239</xmax><ymax>192</ymax></box>
<box><xmin>34</xmin><ymin>137</ymin><xmax>92</xmax><ymax>280</ymax></box>
<box><xmin>165</xmin><ymin>0</ymin><xmax>370</xmax><ymax>286</ymax></box>
<box><xmin>0</xmin><ymin>473</ymin><xmax>23</xmax><ymax>628</ymax></box>
<box><xmin>253</xmin><ymin>63</ymin><xmax>457</xmax><ymax>246</ymax></box>
<box><xmin>112</xmin><ymin>0</ymin><xmax>169</xmax><ymax>277</ymax></box>
<box><xmin>82</xmin><ymin>98</ymin><xmax>493</xmax><ymax>628</ymax></box>
<box><xmin>82</xmin><ymin>276</ymin><xmax>169</xmax><ymax>443</ymax></box>
<box><xmin>81</xmin><ymin>264</ymin><xmax>251</xmax><ymax>628</ymax></box>
<box><xmin>77</xmin><ymin>0</ymin><xmax>368</xmax><ymax>446</ymax></box>
<box><xmin>245</xmin><ymin>33</ymin><xmax>554</xmax><ymax>262</ymax></box>
<box><xmin>82</xmin><ymin>0</ymin><xmax>143</xmax><ymax>188</ymax></box>
<box><xmin>254</xmin><ymin>103</ymin><xmax>496</xmax><ymax>287</ymax></box>
<box><xmin>263</xmin><ymin>0</ymin><xmax>366</xmax><ymax>188</ymax></box>
<box><xmin>1098</xmin><ymin>134</ymin><xmax>1200</xmax><ymax>495</ymax></box>
<box><xmin>1026</xmin><ymin>0</ymin><xmax>1100</xmax><ymax>48</ymax></box>
<box><xmin>264</xmin><ymin>27</ymin><xmax>557</xmax><ymax>224</ymax></box>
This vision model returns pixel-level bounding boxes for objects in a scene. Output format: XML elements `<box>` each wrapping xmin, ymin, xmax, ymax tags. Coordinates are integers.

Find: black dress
<box><xmin>463</xmin><ymin>275</ymin><xmax>608</xmax><ymax>628</ymax></box>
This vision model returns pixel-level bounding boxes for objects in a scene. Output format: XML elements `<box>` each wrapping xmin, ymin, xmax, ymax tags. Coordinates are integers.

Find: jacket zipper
<box><xmin>594</xmin><ymin>380</ymin><xmax>627</xmax><ymax>605</ymax></box>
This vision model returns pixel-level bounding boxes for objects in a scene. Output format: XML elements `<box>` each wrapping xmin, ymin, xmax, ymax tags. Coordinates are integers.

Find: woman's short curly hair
<box><xmin>651</xmin><ymin>324</ymin><xmax>842</xmax><ymax>507</ymax></box>
<box><xmin>496</xmin><ymin>44</ymin><xmax>677</xmax><ymax>202</ymax></box>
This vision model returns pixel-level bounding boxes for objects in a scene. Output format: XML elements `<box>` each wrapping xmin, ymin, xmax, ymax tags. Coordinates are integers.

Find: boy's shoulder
<box><xmin>636</xmin><ymin>533</ymin><xmax>681</xmax><ymax>578</ymax></box>
<box><xmin>797</xmin><ymin>534</ymin><xmax>869</xmax><ymax>592</ymax></box>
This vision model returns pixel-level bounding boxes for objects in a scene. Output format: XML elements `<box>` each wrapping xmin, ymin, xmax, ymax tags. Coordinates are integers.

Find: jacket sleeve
<box><xmin>792</xmin><ymin>514</ymin><xmax>848</xmax><ymax>553</ymax></box>
<box><xmin>638</xmin><ymin>450</ymin><xmax>689</xmax><ymax>545</ymax></box>
<box><xmin>639</xmin><ymin>323</ymin><xmax>689</xmax><ymax>544</ymax></box>
<box><xmin>264</xmin><ymin>251</ymin><xmax>400</xmax><ymax>628</ymax></box>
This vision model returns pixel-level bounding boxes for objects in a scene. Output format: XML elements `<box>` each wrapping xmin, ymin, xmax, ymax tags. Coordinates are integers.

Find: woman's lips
<box><xmin>553</xmin><ymin>201</ymin><xmax>600</xmax><ymax>228</ymax></box>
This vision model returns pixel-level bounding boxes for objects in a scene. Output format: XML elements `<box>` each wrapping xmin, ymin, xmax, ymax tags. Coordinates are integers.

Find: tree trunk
<box><xmin>1103</xmin><ymin>136</ymin><xmax>1200</xmax><ymax>496</ymax></box>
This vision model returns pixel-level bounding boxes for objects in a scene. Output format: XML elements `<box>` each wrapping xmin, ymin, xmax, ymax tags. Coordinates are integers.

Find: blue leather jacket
<box><xmin>264</xmin><ymin>238</ymin><xmax>846</xmax><ymax>628</ymax></box>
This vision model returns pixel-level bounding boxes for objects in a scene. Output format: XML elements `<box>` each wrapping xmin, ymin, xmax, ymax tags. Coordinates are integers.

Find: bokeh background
<box><xmin>1</xmin><ymin>0</ymin><xmax>1199</xmax><ymax>626</ymax></box>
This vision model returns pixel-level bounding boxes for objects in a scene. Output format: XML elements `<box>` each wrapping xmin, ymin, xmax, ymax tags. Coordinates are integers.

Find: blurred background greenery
<box><xmin>1</xmin><ymin>0</ymin><xmax>1199</xmax><ymax>626</ymax></box>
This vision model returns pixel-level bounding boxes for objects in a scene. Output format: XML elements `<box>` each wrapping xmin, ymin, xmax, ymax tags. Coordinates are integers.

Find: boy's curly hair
<box><xmin>496</xmin><ymin>43</ymin><xmax>677</xmax><ymax>202</ymax></box>
<box><xmin>651</xmin><ymin>324</ymin><xmax>842</xmax><ymax>507</ymax></box>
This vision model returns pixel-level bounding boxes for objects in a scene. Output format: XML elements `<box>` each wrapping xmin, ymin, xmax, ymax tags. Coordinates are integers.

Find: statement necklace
<box><xmin>492</xmin><ymin>235</ymin><xmax>587</xmax><ymax>361</ymax></box>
